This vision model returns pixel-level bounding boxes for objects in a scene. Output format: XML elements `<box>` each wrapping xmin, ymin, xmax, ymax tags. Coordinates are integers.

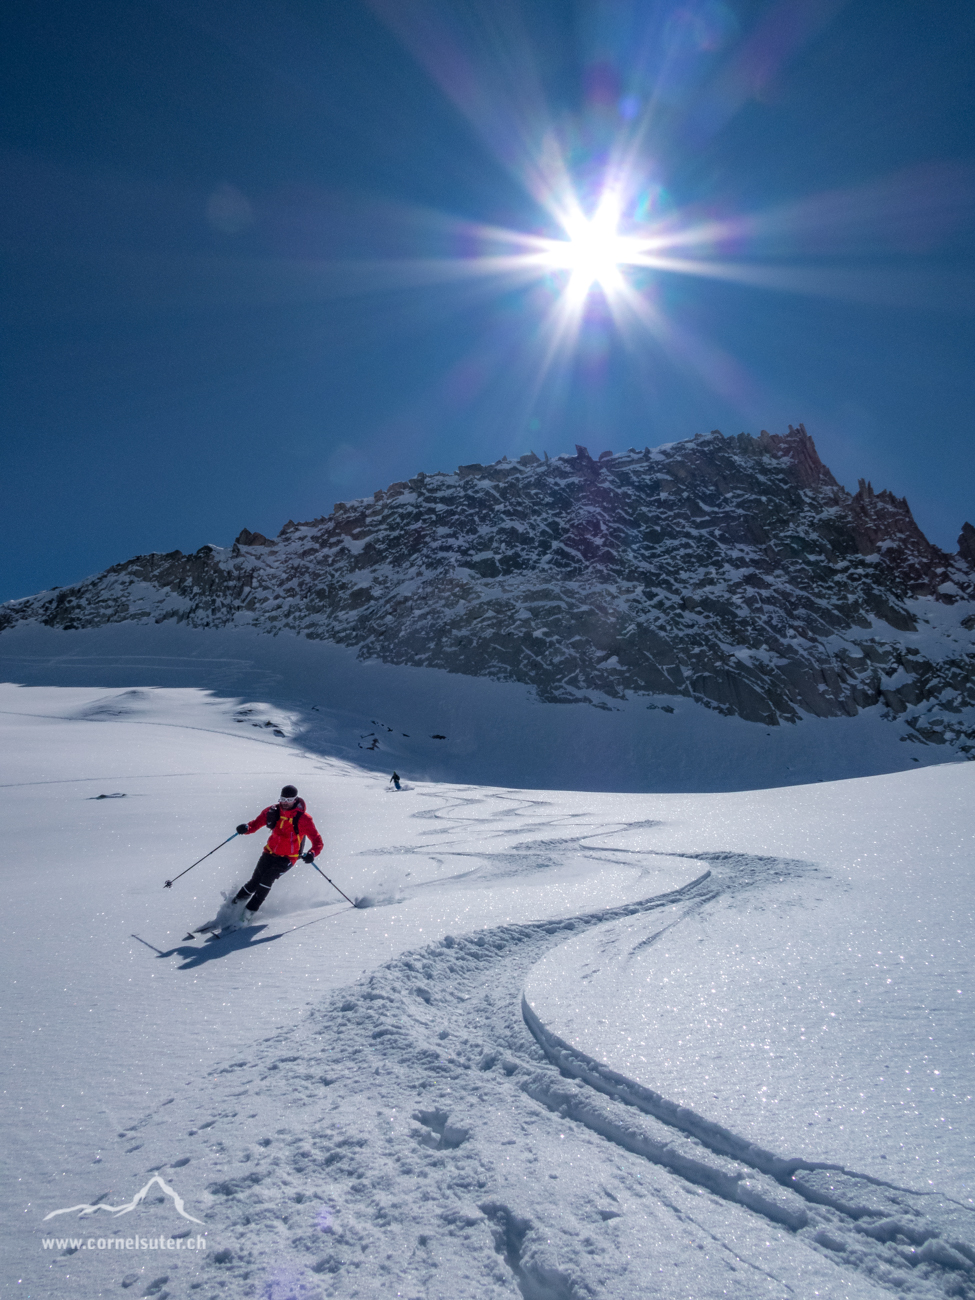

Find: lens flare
<box><xmin>263</xmin><ymin>2</ymin><xmax>974</xmax><ymax>438</ymax></box>
<box><xmin>544</xmin><ymin>209</ymin><xmax>633</xmax><ymax>293</ymax></box>
<box><xmin>562</xmin><ymin>219</ymin><xmax>623</xmax><ymax>285</ymax></box>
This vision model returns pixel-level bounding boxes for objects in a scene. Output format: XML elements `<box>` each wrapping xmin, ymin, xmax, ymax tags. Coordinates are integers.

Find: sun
<box><xmin>565</xmin><ymin>219</ymin><xmax>624</xmax><ymax>283</ymax></box>
<box><xmin>539</xmin><ymin>199</ymin><xmax>644</xmax><ymax>296</ymax></box>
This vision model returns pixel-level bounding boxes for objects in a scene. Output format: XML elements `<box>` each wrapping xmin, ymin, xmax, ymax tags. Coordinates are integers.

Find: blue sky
<box><xmin>2</xmin><ymin>0</ymin><xmax>974</xmax><ymax>602</ymax></box>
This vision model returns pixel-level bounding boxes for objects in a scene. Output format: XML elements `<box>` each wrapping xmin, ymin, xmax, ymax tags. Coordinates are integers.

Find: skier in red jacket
<box><xmin>230</xmin><ymin>785</ymin><xmax>324</xmax><ymax>918</ymax></box>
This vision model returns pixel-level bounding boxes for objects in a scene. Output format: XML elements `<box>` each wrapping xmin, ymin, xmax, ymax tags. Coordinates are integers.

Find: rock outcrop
<box><xmin>4</xmin><ymin>424</ymin><xmax>975</xmax><ymax>752</ymax></box>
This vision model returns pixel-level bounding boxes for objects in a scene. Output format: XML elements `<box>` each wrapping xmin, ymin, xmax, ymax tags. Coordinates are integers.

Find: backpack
<box><xmin>266</xmin><ymin>798</ymin><xmax>306</xmax><ymax>833</ymax></box>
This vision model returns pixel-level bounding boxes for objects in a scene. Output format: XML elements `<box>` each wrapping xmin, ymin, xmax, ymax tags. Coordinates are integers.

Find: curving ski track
<box><xmin>65</xmin><ymin>855</ymin><xmax>975</xmax><ymax>1300</ymax></box>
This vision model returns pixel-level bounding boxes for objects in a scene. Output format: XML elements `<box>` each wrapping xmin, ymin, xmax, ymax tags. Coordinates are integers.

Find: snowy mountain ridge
<box><xmin>5</xmin><ymin>424</ymin><xmax>975</xmax><ymax>754</ymax></box>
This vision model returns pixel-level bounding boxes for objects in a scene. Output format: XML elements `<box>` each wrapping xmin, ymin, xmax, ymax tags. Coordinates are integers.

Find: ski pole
<box><xmin>164</xmin><ymin>833</ymin><xmax>239</xmax><ymax>889</ymax></box>
<box><xmin>306</xmin><ymin>858</ymin><xmax>356</xmax><ymax>906</ymax></box>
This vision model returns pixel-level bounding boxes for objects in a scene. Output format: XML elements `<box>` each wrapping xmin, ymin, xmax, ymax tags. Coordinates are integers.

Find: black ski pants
<box><xmin>234</xmin><ymin>853</ymin><xmax>294</xmax><ymax>913</ymax></box>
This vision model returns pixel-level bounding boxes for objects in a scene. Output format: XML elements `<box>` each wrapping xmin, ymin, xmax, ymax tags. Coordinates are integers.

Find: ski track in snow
<box><xmin>40</xmin><ymin>854</ymin><xmax>975</xmax><ymax>1300</ymax></box>
<box><xmin>7</xmin><ymin>684</ymin><xmax>972</xmax><ymax>1299</ymax></box>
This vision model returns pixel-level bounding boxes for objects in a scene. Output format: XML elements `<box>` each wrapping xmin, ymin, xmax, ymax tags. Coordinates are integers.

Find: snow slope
<box><xmin>0</xmin><ymin>620</ymin><xmax>962</xmax><ymax>793</ymax></box>
<box><xmin>523</xmin><ymin>766</ymin><xmax>975</xmax><ymax>1197</ymax></box>
<box><xmin>3</xmin><ymin>682</ymin><xmax>974</xmax><ymax>1299</ymax></box>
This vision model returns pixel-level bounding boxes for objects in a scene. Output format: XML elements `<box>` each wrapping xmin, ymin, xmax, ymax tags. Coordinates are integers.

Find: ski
<box><xmin>185</xmin><ymin>917</ymin><xmax>255</xmax><ymax>940</ymax></box>
<box><xmin>187</xmin><ymin>925</ymin><xmax>230</xmax><ymax>940</ymax></box>
<box><xmin>184</xmin><ymin>921</ymin><xmax>219</xmax><ymax>939</ymax></box>
<box><xmin>184</xmin><ymin>921</ymin><xmax>241</xmax><ymax>939</ymax></box>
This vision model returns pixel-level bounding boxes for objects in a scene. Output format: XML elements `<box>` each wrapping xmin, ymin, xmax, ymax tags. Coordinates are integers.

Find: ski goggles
<box><xmin>279</xmin><ymin>796</ymin><xmax>299</xmax><ymax>807</ymax></box>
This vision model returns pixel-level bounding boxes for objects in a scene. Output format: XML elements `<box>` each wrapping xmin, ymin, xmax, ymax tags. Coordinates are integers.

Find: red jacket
<box><xmin>243</xmin><ymin>801</ymin><xmax>324</xmax><ymax>861</ymax></box>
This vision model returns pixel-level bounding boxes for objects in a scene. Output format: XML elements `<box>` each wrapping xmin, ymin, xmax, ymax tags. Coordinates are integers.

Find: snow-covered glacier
<box><xmin>5</xmin><ymin>425</ymin><xmax>975</xmax><ymax>774</ymax></box>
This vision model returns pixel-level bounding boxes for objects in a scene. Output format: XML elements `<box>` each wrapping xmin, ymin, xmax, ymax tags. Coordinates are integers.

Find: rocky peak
<box><xmin>234</xmin><ymin>528</ymin><xmax>273</xmax><ymax>548</ymax></box>
<box><xmin>768</xmin><ymin>423</ymin><xmax>839</xmax><ymax>490</ymax></box>
<box><xmin>848</xmin><ymin>479</ymin><xmax>943</xmax><ymax>594</ymax></box>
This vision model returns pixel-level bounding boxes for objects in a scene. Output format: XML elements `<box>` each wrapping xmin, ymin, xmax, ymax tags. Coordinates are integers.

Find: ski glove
<box><xmin>236</xmin><ymin>824</ymin><xmax>248</xmax><ymax>835</ymax></box>
<box><xmin>302</xmin><ymin>851</ymin><xmax>316</xmax><ymax>864</ymax></box>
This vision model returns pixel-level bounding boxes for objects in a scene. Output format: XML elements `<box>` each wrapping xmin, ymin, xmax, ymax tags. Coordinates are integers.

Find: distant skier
<box><xmin>228</xmin><ymin>785</ymin><xmax>324</xmax><ymax>921</ymax></box>
<box><xmin>391</xmin><ymin>771</ymin><xmax>402</xmax><ymax>791</ymax></box>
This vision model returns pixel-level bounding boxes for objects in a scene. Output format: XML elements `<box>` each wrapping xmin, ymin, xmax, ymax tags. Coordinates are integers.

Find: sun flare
<box><xmin>562</xmin><ymin>221</ymin><xmax>623</xmax><ymax>284</ymax></box>
<box><xmin>539</xmin><ymin>200</ymin><xmax>644</xmax><ymax>295</ymax></box>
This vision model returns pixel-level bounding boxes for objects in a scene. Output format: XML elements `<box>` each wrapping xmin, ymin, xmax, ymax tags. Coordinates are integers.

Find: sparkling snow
<box><xmin>524</xmin><ymin>767</ymin><xmax>975</xmax><ymax>1197</ymax></box>
<box><xmin>2</xmin><ymin>662</ymin><xmax>974</xmax><ymax>1298</ymax></box>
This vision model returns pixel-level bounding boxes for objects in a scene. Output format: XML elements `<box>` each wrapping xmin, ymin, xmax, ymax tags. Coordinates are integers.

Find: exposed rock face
<box><xmin>958</xmin><ymin>522</ymin><xmax>975</xmax><ymax>570</ymax></box>
<box><xmin>4</xmin><ymin>425</ymin><xmax>975</xmax><ymax>751</ymax></box>
<box><xmin>234</xmin><ymin>528</ymin><xmax>273</xmax><ymax>548</ymax></box>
